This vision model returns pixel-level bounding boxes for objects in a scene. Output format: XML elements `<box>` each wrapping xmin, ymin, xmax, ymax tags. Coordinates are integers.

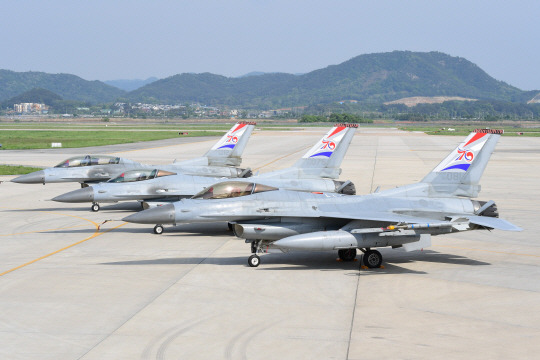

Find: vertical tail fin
<box><xmin>257</xmin><ymin>124</ymin><xmax>357</xmax><ymax>180</ymax></box>
<box><xmin>293</xmin><ymin>124</ymin><xmax>357</xmax><ymax>177</ymax></box>
<box><xmin>421</xmin><ymin>129</ymin><xmax>503</xmax><ymax>197</ymax></box>
<box><xmin>204</xmin><ymin>121</ymin><xmax>256</xmax><ymax>166</ymax></box>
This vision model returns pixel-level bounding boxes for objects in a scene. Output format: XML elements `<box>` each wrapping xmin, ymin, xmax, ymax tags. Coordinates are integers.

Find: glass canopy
<box><xmin>55</xmin><ymin>155</ymin><xmax>120</xmax><ymax>168</ymax></box>
<box><xmin>192</xmin><ymin>181</ymin><xmax>277</xmax><ymax>200</ymax></box>
<box><xmin>107</xmin><ymin>169</ymin><xmax>177</xmax><ymax>183</ymax></box>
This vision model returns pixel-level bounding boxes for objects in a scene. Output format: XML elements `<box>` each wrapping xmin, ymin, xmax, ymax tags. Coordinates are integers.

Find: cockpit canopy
<box><xmin>55</xmin><ymin>155</ymin><xmax>120</xmax><ymax>168</ymax></box>
<box><xmin>192</xmin><ymin>181</ymin><xmax>277</xmax><ymax>200</ymax></box>
<box><xmin>107</xmin><ymin>169</ymin><xmax>176</xmax><ymax>183</ymax></box>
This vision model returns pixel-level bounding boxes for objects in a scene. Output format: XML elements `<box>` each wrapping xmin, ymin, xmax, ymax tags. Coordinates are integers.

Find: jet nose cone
<box><xmin>52</xmin><ymin>186</ymin><xmax>94</xmax><ymax>203</ymax></box>
<box><xmin>123</xmin><ymin>204</ymin><xmax>175</xmax><ymax>224</ymax></box>
<box><xmin>11</xmin><ymin>170</ymin><xmax>45</xmax><ymax>184</ymax></box>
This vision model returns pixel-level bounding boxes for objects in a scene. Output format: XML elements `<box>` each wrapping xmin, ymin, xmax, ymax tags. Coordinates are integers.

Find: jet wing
<box><xmin>312</xmin><ymin>204</ymin><xmax>522</xmax><ymax>232</ymax></box>
<box><xmin>315</xmin><ymin>203</ymin><xmax>442</xmax><ymax>223</ymax></box>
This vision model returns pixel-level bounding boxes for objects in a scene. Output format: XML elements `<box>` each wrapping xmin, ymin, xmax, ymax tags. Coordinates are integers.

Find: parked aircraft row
<box><xmin>11</xmin><ymin>124</ymin><xmax>521</xmax><ymax>268</ymax></box>
<box><xmin>50</xmin><ymin>123</ymin><xmax>357</xmax><ymax>215</ymax></box>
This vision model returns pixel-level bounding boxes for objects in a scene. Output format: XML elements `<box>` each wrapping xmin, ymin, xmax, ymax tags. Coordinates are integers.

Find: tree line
<box><xmin>299</xmin><ymin>113</ymin><xmax>373</xmax><ymax>123</ymax></box>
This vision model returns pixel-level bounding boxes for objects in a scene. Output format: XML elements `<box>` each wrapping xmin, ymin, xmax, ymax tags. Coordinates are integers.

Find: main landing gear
<box><xmin>360</xmin><ymin>248</ymin><xmax>383</xmax><ymax>268</ymax></box>
<box><xmin>245</xmin><ymin>243</ymin><xmax>383</xmax><ymax>269</ymax></box>
<box><xmin>91</xmin><ymin>202</ymin><xmax>100</xmax><ymax>212</ymax></box>
<box><xmin>153</xmin><ymin>224</ymin><xmax>164</xmax><ymax>234</ymax></box>
<box><xmin>338</xmin><ymin>248</ymin><xmax>357</xmax><ymax>262</ymax></box>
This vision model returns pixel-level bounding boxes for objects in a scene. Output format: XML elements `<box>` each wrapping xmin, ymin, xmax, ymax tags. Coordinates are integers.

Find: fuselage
<box><xmin>124</xmin><ymin>187</ymin><xmax>478</xmax><ymax>227</ymax></box>
<box><xmin>53</xmin><ymin>175</ymin><xmax>353</xmax><ymax>204</ymax></box>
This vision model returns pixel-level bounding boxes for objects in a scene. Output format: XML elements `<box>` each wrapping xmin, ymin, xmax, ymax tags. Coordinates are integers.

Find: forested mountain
<box><xmin>2</xmin><ymin>52</ymin><xmax>538</xmax><ymax>109</ymax></box>
<box><xmin>126</xmin><ymin>72</ymin><xmax>299</xmax><ymax>107</ymax></box>
<box><xmin>0</xmin><ymin>70</ymin><xmax>125</xmax><ymax>104</ymax></box>
<box><xmin>126</xmin><ymin>51</ymin><xmax>535</xmax><ymax>108</ymax></box>
<box><xmin>1</xmin><ymin>88</ymin><xmax>62</xmax><ymax>107</ymax></box>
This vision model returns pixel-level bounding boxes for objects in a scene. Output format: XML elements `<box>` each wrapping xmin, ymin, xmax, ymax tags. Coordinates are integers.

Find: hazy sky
<box><xmin>2</xmin><ymin>1</ymin><xmax>538</xmax><ymax>90</ymax></box>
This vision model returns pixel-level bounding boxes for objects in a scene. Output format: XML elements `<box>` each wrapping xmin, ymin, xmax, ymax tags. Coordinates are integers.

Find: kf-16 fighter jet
<box><xmin>11</xmin><ymin>122</ymin><xmax>256</xmax><ymax>187</ymax></box>
<box><xmin>52</xmin><ymin>124</ymin><xmax>358</xmax><ymax>218</ymax></box>
<box><xmin>123</xmin><ymin>129</ymin><xmax>522</xmax><ymax>267</ymax></box>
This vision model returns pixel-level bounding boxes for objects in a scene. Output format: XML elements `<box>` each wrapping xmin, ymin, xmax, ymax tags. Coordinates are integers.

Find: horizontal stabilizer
<box><xmin>465</xmin><ymin>215</ymin><xmax>522</xmax><ymax>231</ymax></box>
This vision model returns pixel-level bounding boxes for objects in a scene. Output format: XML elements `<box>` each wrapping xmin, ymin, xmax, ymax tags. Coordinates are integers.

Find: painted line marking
<box><xmin>0</xmin><ymin>223</ymin><xmax>87</xmax><ymax>237</ymax></box>
<box><xmin>0</xmin><ymin>208</ymin><xmax>129</xmax><ymax>277</ymax></box>
<box><xmin>0</xmin><ymin>222</ymin><xmax>128</xmax><ymax>277</ymax></box>
<box><xmin>252</xmin><ymin>146</ymin><xmax>310</xmax><ymax>171</ymax></box>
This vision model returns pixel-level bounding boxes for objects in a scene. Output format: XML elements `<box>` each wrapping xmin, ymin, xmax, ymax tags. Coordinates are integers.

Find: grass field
<box><xmin>0</xmin><ymin>129</ymin><xmax>223</xmax><ymax>150</ymax></box>
<box><xmin>0</xmin><ymin>123</ymin><xmax>239</xmax><ymax>130</ymax></box>
<box><xmin>400</xmin><ymin>125</ymin><xmax>540</xmax><ymax>136</ymax></box>
<box><xmin>0</xmin><ymin>165</ymin><xmax>43</xmax><ymax>175</ymax></box>
<box><xmin>2</xmin><ymin>121</ymin><xmax>539</xmax><ymax>151</ymax></box>
<box><xmin>0</xmin><ymin>122</ymin><xmax>301</xmax><ymax>130</ymax></box>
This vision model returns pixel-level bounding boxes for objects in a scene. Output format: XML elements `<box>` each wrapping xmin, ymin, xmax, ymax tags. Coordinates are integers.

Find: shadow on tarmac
<box><xmin>6</xmin><ymin>207</ymin><xmax>94</xmax><ymax>212</ymax></box>
<box><xmin>7</xmin><ymin>202</ymin><xmax>144</xmax><ymax>213</ymax></box>
<box><xmin>99</xmin><ymin>249</ymin><xmax>490</xmax><ymax>274</ymax></box>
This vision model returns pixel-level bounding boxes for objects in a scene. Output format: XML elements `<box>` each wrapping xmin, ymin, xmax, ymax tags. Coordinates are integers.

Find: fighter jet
<box><xmin>11</xmin><ymin>121</ymin><xmax>256</xmax><ymax>186</ymax></box>
<box><xmin>52</xmin><ymin>124</ymin><xmax>358</xmax><ymax>217</ymax></box>
<box><xmin>123</xmin><ymin>129</ymin><xmax>522</xmax><ymax>268</ymax></box>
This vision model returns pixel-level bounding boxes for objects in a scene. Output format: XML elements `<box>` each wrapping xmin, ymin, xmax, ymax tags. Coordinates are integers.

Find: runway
<box><xmin>0</xmin><ymin>127</ymin><xmax>538</xmax><ymax>359</ymax></box>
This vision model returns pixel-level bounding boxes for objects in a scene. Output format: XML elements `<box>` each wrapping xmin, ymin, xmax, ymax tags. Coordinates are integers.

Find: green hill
<box><xmin>126</xmin><ymin>51</ymin><xmax>533</xmax><ymax>108</ymax></box>
<box><xmin>2</xmin><ymin>52</ymin><xmax>537</xmax><ymax>109</ymax></box>
<box><xmin>0</xmin><ymin>70</ymin><xmax>125</xmax><ymax>104</ymax></box>
<box><xmin>2</xmin><ymin>88</ymin><xmax>62</xmax><ymax>107</ymax></box>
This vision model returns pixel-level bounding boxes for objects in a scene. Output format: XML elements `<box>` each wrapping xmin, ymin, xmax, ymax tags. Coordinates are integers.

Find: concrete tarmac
<box><xmin>0</xmin><ymin>127</ymin><xmax>538</xmax><ymax>359</ymax></box>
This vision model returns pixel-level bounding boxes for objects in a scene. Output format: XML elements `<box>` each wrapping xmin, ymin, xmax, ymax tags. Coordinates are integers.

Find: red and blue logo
<box><xmin>217</xmin><ymin>123</ymin><xmax>246</xmax><ymax>149</ymax></box>
<box><xmin>309</xmin><ymin>126</ymin><xmax>345</xmax><ymax>158</ymax></box>
<box><xmin>441</xmin><ymin>148</ymin><xmax>475</xmax><ymax>171</ymax></box>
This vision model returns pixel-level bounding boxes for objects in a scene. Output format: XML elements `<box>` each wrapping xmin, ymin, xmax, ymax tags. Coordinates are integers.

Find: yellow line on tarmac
<box><xmin>0</xmin><ymin>208</ymin><xmax>101</xmax><ymax>228</ymax></box>
<box><xmin>252</xmin><ymin>146</ymin><xmax>310</xmax><ymax>171</ymax></box>
<box><xmin>0</xmin><ymin>222</ymin><xmax>128</xmax><ymax>277</ymax></box>
<box><xmin>0</xmin><ymin>223</ymin><xmax>87</xmax><ymax>237</ymax></box>
<box><xmin>434</xmin><ymin>244</ymin><xmax>540</xmax><ymax>258</ymax></box>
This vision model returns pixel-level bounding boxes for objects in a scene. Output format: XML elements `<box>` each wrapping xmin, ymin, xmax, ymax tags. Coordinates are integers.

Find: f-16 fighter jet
<box><xmin>123</xmin><ymin>129</ymin><xmax>521</xmax><ymax>267</ymax></box>
<box><xmin>52</xmin><ymin>124</ymin><xmax>358</xmax><ymax>215</ymax></box>
<box><xmin>11</xmin><ymin>122</ymin><xmax>256</xmax><ymax>186</ymax></box>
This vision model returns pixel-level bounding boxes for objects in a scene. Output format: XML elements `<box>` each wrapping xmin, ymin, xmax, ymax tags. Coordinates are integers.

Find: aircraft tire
<box><xmin>338</xmin><ymin>248</ymin><xmax>357</xmax><ymax>261</ymax></box>
<box><xmin>91</xmin><ymin>203</ymin><xmax>100</xmax><ymax>212</ymax></box>
<box><xmin>363</xmin><ymin>250</ymin><xmax>382</xmax><ymax>268</ymax></box>
<box><xmin>153</xmin><ymin>224</ymin><xmax>164</xmax><ymax>235</ymax></box>
<box><xmin>248</xmin><ymin>254</ymin><xmax>260</xmax><ymax>267</ymax></box>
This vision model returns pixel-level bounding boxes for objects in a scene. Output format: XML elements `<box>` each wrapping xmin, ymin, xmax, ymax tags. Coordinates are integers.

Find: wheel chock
<box><xmin>379</xmin><ymin>265</ymin><xmax>385</xmax><ymax>269</ymax></box>
<box><xmin>360</xmin><ymin>265</ymin><xmax>369</xmax><ymax>270</ymax></box>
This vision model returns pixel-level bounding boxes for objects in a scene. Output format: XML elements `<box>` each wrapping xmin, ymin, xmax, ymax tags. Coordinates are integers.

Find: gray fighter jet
<box><xmin>52</xmin><ymin>124</ymin><xmax>358</xmax><ymax>217</ymax></box>
<box><xmin>123</xmin><ymin>129</ymin><xmax>522</xmax><ymax>268</ymax></box>
<box><xmin>11</xmin><ymin>121</ymin><xmax>256</xmax><ymax>187</ymax></box>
